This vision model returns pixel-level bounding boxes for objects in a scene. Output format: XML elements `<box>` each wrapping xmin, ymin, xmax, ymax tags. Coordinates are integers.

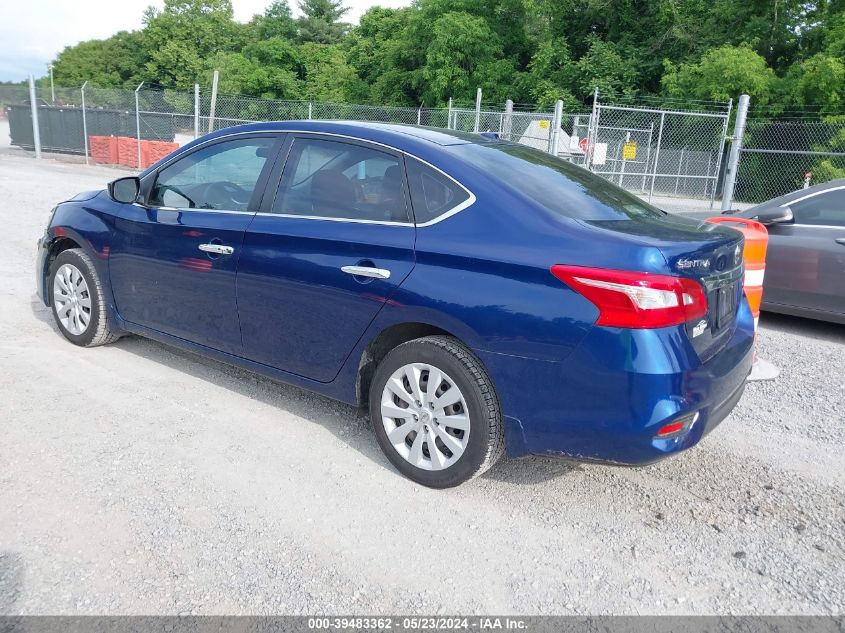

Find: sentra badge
<box><xmin>677</xmin><ymin>258</ymin><xmax>711</xmax><ymax>271</ymax></box>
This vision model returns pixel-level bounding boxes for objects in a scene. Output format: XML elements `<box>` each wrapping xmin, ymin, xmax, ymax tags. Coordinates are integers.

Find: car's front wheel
<box><xmin>49</xmin><ymin>248</ymin><xmax>119</xmax><ymax>347</ymax></box>
<box><xmin>369</xmin><ymin>335</ymin><xmax>504</xmax><ymax>488</ymax></box>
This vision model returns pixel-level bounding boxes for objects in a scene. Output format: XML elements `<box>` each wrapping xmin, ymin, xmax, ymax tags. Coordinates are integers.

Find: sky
<box><xmin>0</xmin><ymin>0</ymin><xmax>412</xmax><ymax>82</ymax></box>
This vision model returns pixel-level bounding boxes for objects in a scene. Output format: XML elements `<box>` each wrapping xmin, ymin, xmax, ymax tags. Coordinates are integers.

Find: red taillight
<box><xmin>655</xmin><ymin>412</ymin><xmax>700</xmax><ymax>438</ymax></box>
<box><xmin>656</xmin><ymin>421</ymin><xmax>686</xmax><ymax>436</ymax></box>
<box><xmin>550</xmin><ymin>265</ymin><xmax>707</xmax><ymax>329</ymax></box>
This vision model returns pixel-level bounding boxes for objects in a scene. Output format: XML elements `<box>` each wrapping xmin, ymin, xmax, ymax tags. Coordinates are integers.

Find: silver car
<box><xmin>731</xmin><ymin>179</ymin><xmax>845</xmax><ymax>324</ymax></box>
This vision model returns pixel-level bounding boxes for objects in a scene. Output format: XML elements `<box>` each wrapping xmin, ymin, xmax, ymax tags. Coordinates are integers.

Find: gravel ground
<box><xmin>0</xmin><ymin>151</ymin><xmax>843</xmax><ymax>616</ymax></box>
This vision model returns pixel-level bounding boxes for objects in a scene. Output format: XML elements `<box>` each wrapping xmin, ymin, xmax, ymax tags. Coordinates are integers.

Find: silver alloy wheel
<box><xmin>380</xmin><ymin>362</ymin><xmax>470</xmax><ymax>471</ymax></box>
<box><xmin>52</xmin><ymin>263</ymin><xmax>92</xmax><ymax>336</ymax></box>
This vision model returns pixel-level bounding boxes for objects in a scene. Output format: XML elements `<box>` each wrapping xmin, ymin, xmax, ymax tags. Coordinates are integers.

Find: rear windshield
<box><xmin>452</xmin><ymin>142</ymin><xmax>666</xmax><ymax>221</ymax></box>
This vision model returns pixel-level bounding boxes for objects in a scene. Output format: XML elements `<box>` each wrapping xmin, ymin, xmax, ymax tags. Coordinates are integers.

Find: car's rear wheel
<box><xmin>369</xmin><ymin>335</ymin><xmax>504</xmax><ymax>488</ymax></box>
<box><xmin>49</xmin><ymin>248</ymin><xmax>119</xmax><ymax>347</ymax></box>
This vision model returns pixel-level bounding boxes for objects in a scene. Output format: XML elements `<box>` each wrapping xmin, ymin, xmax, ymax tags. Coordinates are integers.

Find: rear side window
<box><xmin>272</xmin><ymin>137</ymin><xmax>410</xmax><ymax>223</ymax></box>
<box><xmin>790</xmin><ymin>189</ymin><xmax>845</xmax><ymax>226</ymax></box>
<box><xmin>405</xmin><ymin>158</ymin><xmax>471</xmax><ymax>225</ymax></box>
<box><xmin>453</xmin><ymin>143</ymin><xmax>665</xmax><ymax>221</ymax></box>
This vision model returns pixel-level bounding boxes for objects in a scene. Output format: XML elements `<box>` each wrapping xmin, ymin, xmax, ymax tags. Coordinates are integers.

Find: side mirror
<box><xmin>754</xmin><ymin>206</ymin><xmax>793</xmax><ymax>225</ymax></box>
<box><xmin>108</xmin><ymin>177</ymin><xmax>140</xmax><ymax>204</ymax></box>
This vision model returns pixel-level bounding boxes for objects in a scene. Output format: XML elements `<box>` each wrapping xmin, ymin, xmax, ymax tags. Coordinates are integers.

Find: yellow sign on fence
<box><xmin>622</xmin><ymin>141</ymin><xmax>637</xmax><ymax>160</ymax></box>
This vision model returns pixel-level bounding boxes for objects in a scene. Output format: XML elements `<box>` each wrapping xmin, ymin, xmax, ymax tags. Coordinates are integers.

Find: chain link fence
<box><xmin>734</xmin><ymin>117</ymin><xmax>845</xmax><ymax>205</ymax></box>
<box><xmin>587</xmin><ymin>103</ymin><xmax>731</xmax><ymax>207</ymax></box>
<box><xmin>4</xmin><ymin>81</ymin><xmax>845</xmax><ymax>212</ymax></box>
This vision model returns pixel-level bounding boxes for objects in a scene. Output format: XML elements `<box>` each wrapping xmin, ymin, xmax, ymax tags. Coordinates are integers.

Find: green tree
<box><xmin>298</xmin><ymin>43</ymin><xmax>362</xmax><ymax>101</ymax></box>
<box><xmin>142</xmin><ymin>0</ymin><xmax>245</xmax><ymax>88</ymax></box>
<box><xmin>572</xmin><ymin>36</ymin><xmax>637</xmax><ymax>101</ymax></box>
<box><xmin>420</xmin><ymin>11</ymin><xmax>517</xmax><ymax>105</ymax></box>
<box><xmin>297</xmin><ymin>0</ymin><xmax>350</xmax><ymax>44</ymax></box>
<box><xmin>206</xmin><ymin>49</ymin><xmax>301</xmax><ymax>99</ymax></box>
<box><xmin>786</xmin><ymin>54</ymin><xmax>845</xmax><ymax>113</ymax></box>
<box><xmin>344</xmin><ymin>7</ymin><xmax>416</xmax><ymax>104</ymax></box>
<box><xmin>38</xmin><ymin>0</ymin><xmax>845</xmax><ymax>118</ymax></box>
<box><xmin>661</xmin><ymin>45</ymin><xmax>776</xmax><ymax>104</ymax></box>
<box><xmin>252</xmin><ymin>0</ymin><xmax>298</xmax><ymax>41</ymax></box>
<box><xmin>518</xmin><ymin>38</ymin><xmax>579</xmax><ymax>109</ymax></box>
<box><xmin>52</xmin><ymin>31</ymin><xmax>149</xmax><ymax>87</ymax></box>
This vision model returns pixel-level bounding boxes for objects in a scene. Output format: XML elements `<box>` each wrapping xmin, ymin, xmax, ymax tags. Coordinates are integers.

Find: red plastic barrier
<box><xmin>117</xmin><ymin>136</ymin><xmax>144</xmax><ymax>168</ymax></box>
<box><xmin>144</xmin><ymin>140</ymin><xmax>179</xmax><ymax>167</ymax></box>
<box><xmin>88</xmin><ymin>136</ymin><xmax>180</xmax><ymax>168</ymax></box>
<box><xmin>88</xmin><ymin>136</ymin><xmax>118</xmax><ymax>165</ymax></box>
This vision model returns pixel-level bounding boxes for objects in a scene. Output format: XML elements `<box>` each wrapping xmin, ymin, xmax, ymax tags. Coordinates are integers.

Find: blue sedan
<box><xmin>36</xmin><ymin>121</ymin><xmax>754</xmax><ymax>487</ymax></box>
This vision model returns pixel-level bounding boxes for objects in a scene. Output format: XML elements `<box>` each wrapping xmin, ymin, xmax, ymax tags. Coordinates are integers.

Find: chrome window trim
<box><xmin>779</xmin><ymin>185</ymin><xmax>845</xmax><ymax>207</ymax></box>
<box><xmin>150</xmin><ymin>128</ymin><xmax>477</xmax><ymax>227</ymax></box>
<box><xmin>255</xmin><ymin>212</ymin><xmax>412</xmax><ymax>227</ymax></box>
<box><xmin>789</xmin><ymin>223</ymin><xmax>845</xmax><ymax>230</ymax></box>
<box><xmin>133</xmin><ymin>202</ymin><xmax>256</xmax><ymax>216</ymax></box>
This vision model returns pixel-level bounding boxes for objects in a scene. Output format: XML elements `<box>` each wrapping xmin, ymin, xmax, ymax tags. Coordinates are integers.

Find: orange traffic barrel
<box><xmin>705</xmin><ymin>217</ymin><xmax>769</xmax><ymax>330</ymax></box>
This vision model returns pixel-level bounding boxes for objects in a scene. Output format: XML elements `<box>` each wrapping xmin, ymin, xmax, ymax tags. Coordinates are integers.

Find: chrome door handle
<box><xmin>341</xmin><ymin>265</ymin><xmax>391</xmax><ymax>280</ymax></box>
<box><xmin>835</xmin><ymin>238</ymin><xmax>845</xmax><ymax>246</ymax></box>
<box><xmin>198</xmin><ymin>243</ymin><xmax>234</xmax><ymax>255</ymax></box>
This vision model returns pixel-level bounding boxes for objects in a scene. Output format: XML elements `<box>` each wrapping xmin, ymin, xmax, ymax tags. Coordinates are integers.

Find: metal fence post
<box><xmin>134</xmin><ymin>82</ymin><xmax>144</xmax><ymax>169</ymax></box>
<box><xmin>48</xmin><ymin>64</ymin><xmax>55</xmax><ymax>104</ymax></box>
<box><xmin>194</xmin><ymin>83</ymin><xmax>200</xmax><ymax>139</ymax></box>
<box><xmin>648</xmin><ymin>112</ymin><xmax>665</xmax><ymax>202</ymax></box>
<box><xmin>447</xmin><ymin>98</ymin><xmax>453</xmax><ymax>130</ymax></box>
<box><xmin>81</xmin><ymin>81</ymin><xmax>89</xmax><ymax>165</ymax></box>
<box><xmin>674</xmin><ymin>147</ymin><xmax>685</xmax><ymax>194</ymax></box>
<box><xmin>208</xmin><ymin>70</ymin><xmax>219</xmax><ymax>133</ymax></box>
<box><xmin>548</xmin><ymin>99</ymin><xmax>563</xmax><ymax>155</ymax></box>
<box><xmin>619</xmin><ymin>132</ymin><xmax>630</xmax><ymax>185</ymax></box>
<box><xmin>641</xmin><ymin>122</ymin><xmax>654</xmax><ymax>192</ymax></box>
<box><xmin>503</xmin><ymin>99</ymin><xmax>513</xmax><ymax>141</ymax></box>
<box><xmin>28</xmin><ymin>74</ymin><xmax>41</xmax><ymax>159</ymax></box>
<box><xmin>585</xmin><ymin>87</ymin><xmax>599</xmax><ymax>169</ymax></box>
<box><xmin>711</xmin><ymin>98</ymin><xmax>733</xmax><ymax>209</ymax></box>
<box><xmin>721</xmin><ymin>94</ymin><xmax>749</xmax><ymax>211</ymax></box>
<box><xmin>473</xmin><ymin>88</ymin><xmax>482</xmax><ymax>133</ymax></box>
<box><xmin>308</xmin><ymin>101</ymin><xmax>312</xmax><ymax>120</ymax></box>
<box><xmin>417</xmin><ymin>106</ymin><xmax>421</xmax><ymax>126</ymax></box>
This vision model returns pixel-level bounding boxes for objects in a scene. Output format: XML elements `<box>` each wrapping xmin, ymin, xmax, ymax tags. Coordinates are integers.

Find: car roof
<box><xmin>750</xmin><ymin>177</ymin><xmax>845</xmax><ymax>211</ymax></box>
<box><xmin>203</xmin><ymin>120</ymin><xmax>499</xmax><ymax>149</ymax></box>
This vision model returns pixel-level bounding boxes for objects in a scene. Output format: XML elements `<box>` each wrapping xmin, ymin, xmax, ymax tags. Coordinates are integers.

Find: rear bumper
<box><xmin>477</xmin><ymin>297</ymin><xmax>755</xmax><ymax>464</ymax></box>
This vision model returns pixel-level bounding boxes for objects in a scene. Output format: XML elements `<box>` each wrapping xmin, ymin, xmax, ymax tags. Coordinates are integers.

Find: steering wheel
<box><xmin>204</xmin><ymin>181</ymin><xmax>251</xmax><ymax>210</ymax></box>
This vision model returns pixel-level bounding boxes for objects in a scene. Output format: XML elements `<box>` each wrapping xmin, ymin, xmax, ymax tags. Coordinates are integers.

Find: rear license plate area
<box><xmin>714</xmin><ymin>281</ymin><xmax>739</xmax><ymax>329</ymax></box>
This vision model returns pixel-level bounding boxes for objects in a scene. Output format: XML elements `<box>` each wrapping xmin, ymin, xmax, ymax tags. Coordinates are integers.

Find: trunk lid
<box><xmin>584</xmin><ymin>214</ymin><xmax>745</xmax><ymax>360</ymax></box>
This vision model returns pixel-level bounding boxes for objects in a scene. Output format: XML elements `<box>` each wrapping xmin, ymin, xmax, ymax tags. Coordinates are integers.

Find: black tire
<box><xmin>49</xmin><ymin>248</ymin><xmax>120</xmax><ymax>347</ymax></box>
<box><xmin>369</xmin><ymin>335</ymin><xmax>505</xmax><ymax>488</ymax></box>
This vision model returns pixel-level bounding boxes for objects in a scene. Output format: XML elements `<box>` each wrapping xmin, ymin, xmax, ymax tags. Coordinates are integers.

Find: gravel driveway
<box><xmin>0</xmin><ymin>151</ymin><xmax>843</xmax><ymax>615</ymax></box>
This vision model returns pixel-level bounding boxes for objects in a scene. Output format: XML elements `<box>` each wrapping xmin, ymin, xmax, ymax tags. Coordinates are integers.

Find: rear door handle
<box><xmin>836</xmin><ymin>238</ymin><xmax>845</xmax><ymax>246</ymax></box>
<box><xmin>341</xmin><ymin>265</ymin><xmax>391</xmax><ymax>279</ymax></box>
<box><xmin>198</xmin><ymin>243</ymin><xmax>234</xmax><ymax>255</ymax></box>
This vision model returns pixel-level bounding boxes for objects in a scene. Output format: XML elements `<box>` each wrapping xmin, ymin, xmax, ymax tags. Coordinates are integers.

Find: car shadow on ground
<box><xmin>759</xmin><ymin>311</ymin><xmax>845</xmax><ymax>343</ymax></box>
<box><xmin>29</xmin><ymin>296</ymin><xmax>580</xmax><ymax>488</ymax></box>
<box><xmin>483</xmin><ymin>455</ymin><xmax>583</xmax><ymax>485</ymax></box>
